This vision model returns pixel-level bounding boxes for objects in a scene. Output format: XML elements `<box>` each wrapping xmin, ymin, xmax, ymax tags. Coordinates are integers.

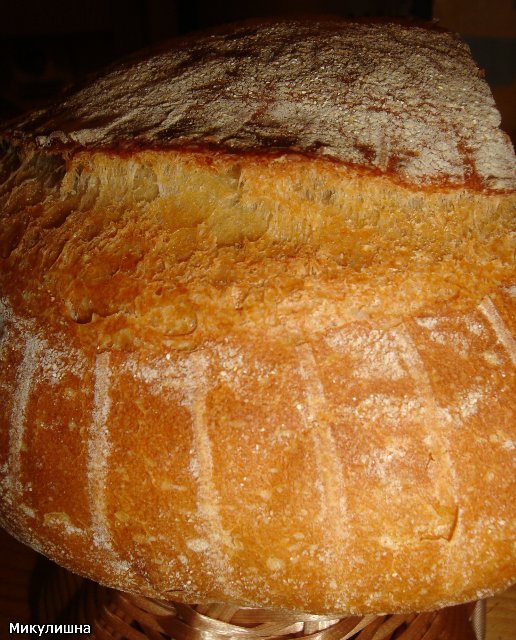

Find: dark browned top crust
<box><xmin>0</xmin><ymin>18</ymin><xmax>515</xmax><ymax>617</ymax></box>
<box><xmin>3</xmin><ymin>18</ymin><xmax>516</xmax><ymax>190</ymax></box>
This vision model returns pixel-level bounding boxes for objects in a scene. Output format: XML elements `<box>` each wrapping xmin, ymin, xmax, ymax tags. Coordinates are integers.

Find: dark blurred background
<box><xmin>0</xmin><ymin>0</ymin><xmax>515</xmax><ymax>143</ymax></box>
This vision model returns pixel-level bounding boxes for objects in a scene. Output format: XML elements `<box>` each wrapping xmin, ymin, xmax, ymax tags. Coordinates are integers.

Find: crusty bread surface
<box><xmin>0</xmin><ymin>18</ymin><xmax>515</xmax><ymax>616</ymax></box>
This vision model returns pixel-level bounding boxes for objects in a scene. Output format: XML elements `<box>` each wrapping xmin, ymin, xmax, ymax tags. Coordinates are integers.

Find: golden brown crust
<box><xmin>0</xmin><ymin>18</ymin><xmax>515</xmax><ymax>616</ymax></box>
<box><xmin>0</xmin><ymin>287</ymin><xmax>515</xmax><ymax>614</ymax></box>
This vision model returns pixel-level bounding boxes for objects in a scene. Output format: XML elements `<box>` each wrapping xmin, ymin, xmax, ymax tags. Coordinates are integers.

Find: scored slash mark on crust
<box><xmin>88</xmin><ymin>351</ymin><xmax>129</xmax><ymax>573</ymax></box>
<box><xmin>89</xmin><ymin>352</ymin><xmax>112</xmax><ymax>550</ymax></box>
<box><xmin>8</xmin><ymin>335</ymin><xmax>42</xmax><ymax>500</ymax></box>
<box><xmin>395</xmin><ymin>325</ymin><xmax>459</xmax><ymax>542</ymax></box>
<box><xmin>186</xmin><ymin>351</ymin><xmax>239</xmax><ymax>598</ymax></box>
<box><xmin>296</xmin><ymin>342</ymin><xmax>347</xmax><ymax>535</ymax></box>
<box><xmin>479</xmin><ymin>296</ymin><xmax>516</xmax><ymax>366</ymax></box>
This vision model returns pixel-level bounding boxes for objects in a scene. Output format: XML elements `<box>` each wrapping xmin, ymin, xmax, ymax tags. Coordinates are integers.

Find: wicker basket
<box><xmin>34</xmin><ymin>559</ymin><xmax>479</xmax><ymax>640</ymax></box>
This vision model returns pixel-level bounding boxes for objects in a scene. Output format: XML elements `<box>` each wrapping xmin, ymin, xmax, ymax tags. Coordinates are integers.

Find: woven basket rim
<box><xmin>34</xmin><ymin>559</ymin><xmax>480</xmax><ymax>640</ymax></box>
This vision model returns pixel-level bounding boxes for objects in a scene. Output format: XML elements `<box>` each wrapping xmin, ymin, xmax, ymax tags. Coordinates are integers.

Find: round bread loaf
<box><xmin>0</xmin><ymin>18</ymin><xmax>515</xmax><ymax>616</ymax></box>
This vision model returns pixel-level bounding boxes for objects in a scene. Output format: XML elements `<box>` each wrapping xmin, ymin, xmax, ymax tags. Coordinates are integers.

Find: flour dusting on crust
<box><xmin>4</xmin><ymin>19</ymin><xmax>516</xmax><ymax>190</ymax></box>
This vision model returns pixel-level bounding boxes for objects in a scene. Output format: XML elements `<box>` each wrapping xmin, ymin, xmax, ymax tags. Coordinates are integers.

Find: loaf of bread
<box><xmin>0</xmin><ymin>18</ymin><xmax>515</xmax><ymax>616</ymax></box>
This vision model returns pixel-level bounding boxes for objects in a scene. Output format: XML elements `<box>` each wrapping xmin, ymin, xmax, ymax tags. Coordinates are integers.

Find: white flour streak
<box><xmin>88</xmin><ymin>352</ymin><xmax>116</xmax><ymax>551</ymax></box>
<box><xmin>296</xmin><ymin>342</ymin><xmax>346</xmax><ymax>527</ymax></box>
<box><xmin>190</xmin><ymin>395</ymin><xmax>223</xmax><ymax>528</ymax></box>
<box><xmin>0</xmin><ymin>301</ymin><xmax>7</xmax><ymax>358</ymax></box>
<box><xmin>8</xmin><ymin>335</ymin><xmax>43</xmax><ymax>497</ymax></box>
<box><xmin>396</xmin><ymin>328</ymin><xmax>436</xmax><ymax>400</ymax></box>
<box><xmin>396</xmin><ymin>326</ymin><xmax>459</xmax><ymax>517</ymax></box>
<box><xmin>186</xmin><ymin>351</ymin><xmax>238</xmax><ymax>596</ymax></box>
<box><xmin>88</xmin><ymin>352</ymin><xmax>131</xmax><ymax>575</ymax></box>
<box><xmin>479</xmin><ymin>297</ymin><xmax>516</xmax><ymax>366</ymax></box>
